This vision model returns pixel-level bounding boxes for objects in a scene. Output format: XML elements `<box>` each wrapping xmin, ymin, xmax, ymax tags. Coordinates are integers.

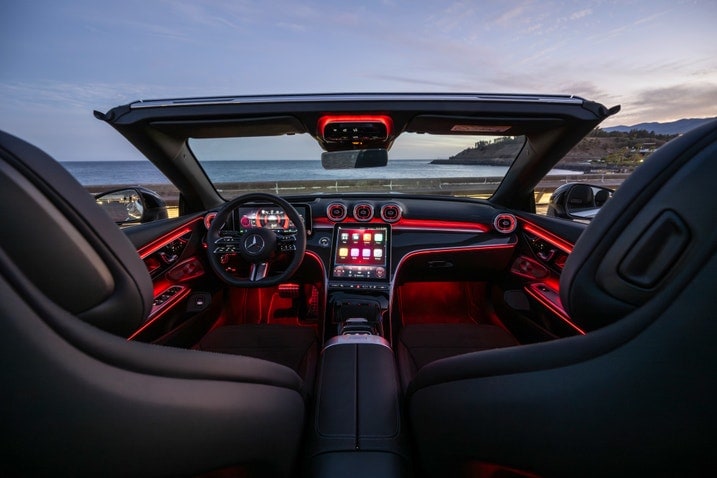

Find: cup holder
<box><xmin>340</xmin><ymin>318</ymin><xmax>378</xmax><ymax>335</ymax></box>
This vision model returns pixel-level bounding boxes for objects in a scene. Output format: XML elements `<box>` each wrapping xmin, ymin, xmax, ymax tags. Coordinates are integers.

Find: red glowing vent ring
<box><xmin>353</xmin><ymin>203</ymin><xmax>374</xmax><ymax>222</ymax></box>
<box><xmin>380</xmin><ymin>203</ymin><xmax>402</xmax><ymax>223</ymax></box>
<box><xmin>326</xmin><ymin>202</ymin><xmax>348</xmax><ymax>222</ymax></box>
<box><xmin>493</xmin><ymin>213</ymin><xmax>517</xmax><ymax>234</ymax></box>
<box><xmin>204</xmin><ymin>212</ymin><xmax>217</xmax><ymax>230</ymax></box>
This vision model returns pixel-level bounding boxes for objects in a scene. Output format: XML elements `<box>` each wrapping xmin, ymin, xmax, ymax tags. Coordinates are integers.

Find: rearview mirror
<box><xmin>547</xmin><ymin>183</ymin><xmax>613</xmax><ymax>221</ymax></box>
<box><xmin>95</xmin><ymin>187</ymin><xmax>168</xmax><ymax>225</ymax></box>
<box><xmin>321</xmin><ymin>149</ymin><xmax>388</xmax><ymax>169</ymax></box>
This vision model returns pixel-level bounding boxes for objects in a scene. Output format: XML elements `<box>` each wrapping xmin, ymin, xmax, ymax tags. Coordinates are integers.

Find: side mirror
<box><xmin>547</xmin><ymin>183</ymin><xmax>613</xmax><ymax>221</ymax></box>
<box><xmin>321</xmin><ymin>149</ymin><xmax>388</xmax><ymax>169</ymax></box>
<box><xmin>95</xmin><ymin>187</ymin><xmax>168</xmax><ymax>225</ymax></box>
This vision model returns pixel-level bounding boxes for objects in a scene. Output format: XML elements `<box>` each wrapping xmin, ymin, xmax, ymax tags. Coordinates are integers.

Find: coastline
<box><xmin>430</xmin><ymin>158</ymin><xmax>634</xmax><ymax>174</ymax></box>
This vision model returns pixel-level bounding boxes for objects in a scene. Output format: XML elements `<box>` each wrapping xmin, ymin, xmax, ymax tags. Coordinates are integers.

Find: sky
<box><xmin>1</xmin><ymin>0</ymin><xmax>716</xmax><ymax>162</ymax></box>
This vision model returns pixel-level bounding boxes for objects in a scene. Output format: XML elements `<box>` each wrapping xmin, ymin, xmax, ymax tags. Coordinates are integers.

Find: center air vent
<box><xmin>353</xmin><ymin>203</ymin><xmax>374</xmax><ymax>222</ymax></box>
<box><xmin>326</xmin><ymin>202</ymin><xmax>348</xmax><ymax>222</ymax></box>
<box><xmin>380</xmin><ymin>203</ymin><xmax>402</xmax><ymax>223</ymax></box>
<box><xmin>493</xmin><ymin>213</ymin><xmax>517</xmax><ymax>234</ymax></box>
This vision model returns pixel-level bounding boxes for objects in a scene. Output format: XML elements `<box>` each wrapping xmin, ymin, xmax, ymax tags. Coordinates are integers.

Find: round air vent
<box><xmin>493</xmin><ymin>213</ymin><xmax>517</xmax><ymax>234</ymax></box>
<box><xmin>380</xmin><ymin>203</ymin><xmax>402</xmax><ymax>223</ymax></box>
<box><xmin>353</xmin><ymin>203</ymin><xmax>374</xmax><ymax>222</ymax></box>
<box><xmin>326</xmin><ymin>202</ymin><xmax>347</xmax><ymax>222</ymax></box>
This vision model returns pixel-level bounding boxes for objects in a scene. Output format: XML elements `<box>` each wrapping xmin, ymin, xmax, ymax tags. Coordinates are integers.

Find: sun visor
<box><xmin>150</xmin><ymin>116</ymin><xmax>307</xmax><ymax>138</ymax></box>
<box><xmin>406</xmin><ymin>115</ymin><xmax>565</xmax><ymax>136</ymax></box>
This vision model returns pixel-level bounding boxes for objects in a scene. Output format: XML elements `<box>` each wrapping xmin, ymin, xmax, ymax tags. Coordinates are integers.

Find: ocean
<box><xmin>60</xmin><ymin>160</ymin><xmax>581</xmax><ymax>186</ymax></box>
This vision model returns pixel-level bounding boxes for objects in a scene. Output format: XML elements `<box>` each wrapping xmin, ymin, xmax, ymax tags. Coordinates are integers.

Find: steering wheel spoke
<box><xmin>249</xmin><ymin>262</ymin><xmax>269</xmax><ymax>281</ymax></box>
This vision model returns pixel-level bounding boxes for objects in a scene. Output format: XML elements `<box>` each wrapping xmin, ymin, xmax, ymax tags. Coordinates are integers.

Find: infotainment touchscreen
<box><xmin>332</xmin><ymin>225</ymin><xmax>389</xmax><ymax>280</ymax></box>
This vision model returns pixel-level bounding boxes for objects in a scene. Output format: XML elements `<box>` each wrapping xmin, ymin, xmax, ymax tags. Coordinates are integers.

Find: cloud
<box><xmin>493</xmin><ymin>1</ymin><xmax>533</xmax><ymax>27</ymax></box>
<box><xmin>569</xmin><ymin>8</ymin><xmax>593</xmax><ymax>21</ymax></box>
<box><xmin>604</xmin><ymin>82</ymin><xmax>717</xmax><ymax>125</ymax></box>
<box><xmin>365</xmin><ymin>74</ymin><xmax>472</xmax><ymax>90</ymax></box>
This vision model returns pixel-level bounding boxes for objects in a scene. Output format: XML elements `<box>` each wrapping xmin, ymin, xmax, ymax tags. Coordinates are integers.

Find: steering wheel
<box><xmin>206</xmin><ymin>192</ymin><xmax>306</xmax><ymax>287</ymax></box>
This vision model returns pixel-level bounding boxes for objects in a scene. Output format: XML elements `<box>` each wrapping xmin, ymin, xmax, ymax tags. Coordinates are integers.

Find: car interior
<box><xmin>2</xmin><ymin>94</ymin><xmax>715</xmax><ymax>477</ymax></box>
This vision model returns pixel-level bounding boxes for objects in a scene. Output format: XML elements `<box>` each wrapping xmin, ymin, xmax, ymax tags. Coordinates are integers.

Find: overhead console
<box><xmin>317</xmin><ymin>114</ymin><xmax>394</xmax><ymax>150</ymax></box>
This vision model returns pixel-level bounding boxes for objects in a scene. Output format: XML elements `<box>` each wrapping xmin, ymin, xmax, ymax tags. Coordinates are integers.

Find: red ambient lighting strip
<box><xmin>137</xmin><ymin>217</ymin><xmax>202</xmax><ymax>259</ymax></box>
<box><xmin>314</xmin><ymin>216</ymin><xmax>490</xmax><ymax>232</ymax></box>
<box><xmin>524</xmin><ymin>282</ymin><xmax>586</xmax><ymax>335</ymax></box>
<box><xmin>521</xmin><ymin>220</ymin><xmax>574</xmax><ymax>254</ymax></box>
<box><xmin>127</xmin><ymin>284</ymin><xmax>191</xmax><ymax>341</ymax></box>
<box><xmin>317</xmin><ymin>114</ymin><xmax>393</xmax><ymax>137</ymax></box>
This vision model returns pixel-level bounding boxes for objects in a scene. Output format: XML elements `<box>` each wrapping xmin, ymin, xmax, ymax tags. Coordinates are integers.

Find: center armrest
<box><xmin>309</xmin><ymin>339</ymin><xmax>409</xmax><ymax>462</ymax></box>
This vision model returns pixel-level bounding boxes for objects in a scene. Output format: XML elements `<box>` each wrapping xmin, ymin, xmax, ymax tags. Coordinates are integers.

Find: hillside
<box><xmin>604</xmin><ymin>117</ymin><xmax>716</xmax><ymax>135</ymax></box>
<box><xmin>432</xmin><ymin>128</ymin><xmax>679</xmax><ymax>172</ymax></box>
<box><xmin>557</xmin><ymin>129</ymin><xmax>675</xmax><ymax>169</ymax></box>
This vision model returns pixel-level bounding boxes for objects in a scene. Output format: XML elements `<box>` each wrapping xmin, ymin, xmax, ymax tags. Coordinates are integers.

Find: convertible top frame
<box><xmin>96</xmin><ymin>92</ymin><xmax>619</xmax><ymax>212</ymax></box>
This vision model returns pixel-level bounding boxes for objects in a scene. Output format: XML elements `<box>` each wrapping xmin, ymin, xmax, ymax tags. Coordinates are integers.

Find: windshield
<box><xmin>189</xmin><ymin>133</ymin><xmax>535</xmax><ymax>199</ymax></box>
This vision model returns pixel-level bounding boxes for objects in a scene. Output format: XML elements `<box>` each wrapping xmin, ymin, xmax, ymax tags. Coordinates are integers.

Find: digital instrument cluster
<box><xmin>236</xmin><ymin>205</ymin><xmax>308</xmax><ymax>233</ymax></box>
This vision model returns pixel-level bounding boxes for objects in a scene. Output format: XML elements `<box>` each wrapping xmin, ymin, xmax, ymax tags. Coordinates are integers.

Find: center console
<box><xmin>307</xmin><ymin>224</ymin><xmax>408</xmax><ymax>476</ymax></box>
<box><xmin>307</xmin><ymin>335</ymin><xmax>410</xmax><ymax>477</ymax></box>
<box><xmin>326</xmin><ymin>224</ymin><xmax>391</xmax><ymax>341</ymax></box>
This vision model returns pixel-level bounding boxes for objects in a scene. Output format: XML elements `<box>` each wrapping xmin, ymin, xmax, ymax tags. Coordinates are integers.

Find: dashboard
<box><xmin>134</xmin><ymin>195</ymin><xmax>581</xmax><ymax>345</ymax></box>
<box><xmin>207</xmin><ymin>197</ymin><xmax>519</xmax><ymax>286</ymax></box>
<box><xmin>308</xmin><ymin>197</ymin><xmax>518</xmax><ymax>287</ymax></box>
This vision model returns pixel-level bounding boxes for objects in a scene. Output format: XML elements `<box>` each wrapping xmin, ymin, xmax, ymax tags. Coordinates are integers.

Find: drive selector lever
<box><xmin>340</xmin><ymin>318</ymin><xmax>376</xmax><ymax>335</ymax></box>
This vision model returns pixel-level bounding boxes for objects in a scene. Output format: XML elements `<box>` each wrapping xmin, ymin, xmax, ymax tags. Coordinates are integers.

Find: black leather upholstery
<box><xmin>397</xmin><ymin>323</ymin><xmax>518</xmax><ymax>389</ymax></box>
<box><xmin>0</xmin><ymin>131</ymin><xmax>153</xmax><ymax>336</ymax></box>
<box><xmin>407</xmin><ymin>120</ymin><xmax>717</xmax><ymax>477</ymax></box>
<box><xmin>561</xmin><ymin>119</ymin><xmax>717</xmax><ymax>330</ymax></box>
<box><xmin>0</xmin><ymin>130</ymin><xmax>306</xmax><ymax>477</ymax></box>
<box><xmin>198</xmin><ymin>324</ymin><xmax>319</xmax><ymax>390</ymax></box>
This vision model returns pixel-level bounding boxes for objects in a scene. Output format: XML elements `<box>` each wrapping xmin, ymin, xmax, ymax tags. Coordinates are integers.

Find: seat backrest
<box><xmin>0</xmin><ymin>130</ymin><xmax>306</xmax><ymax>477</ymax></box>
<box><xmin>406</xmin><ymin>120</ymin><xmax>717</xmax><ymax>477</ymax></box>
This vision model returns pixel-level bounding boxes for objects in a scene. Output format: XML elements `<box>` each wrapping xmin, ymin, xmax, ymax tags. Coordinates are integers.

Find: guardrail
<box><xmin>86</xmin><ymin>173</ymin><xmax>631</xmax><ymax>208</ymax></box>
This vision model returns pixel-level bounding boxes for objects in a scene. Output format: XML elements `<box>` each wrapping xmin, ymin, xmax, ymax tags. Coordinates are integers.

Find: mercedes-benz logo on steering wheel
<box><xmin>243</xmin><ymin>233</ymin><xmax>265</xmax><ymax>255</ymax></box>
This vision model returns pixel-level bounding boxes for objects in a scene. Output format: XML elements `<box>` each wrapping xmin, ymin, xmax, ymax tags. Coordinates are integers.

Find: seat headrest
<box><xmin>567</xmin><ymin>184</ymin><xmax>594</xmax><ymax>206</ymax></box>
<box><xmin>0</xmin><ymin>130</ymin><xmax>153</xmax><ymax>336</ymax></box>
<box><xmin>560</xmin><ymin>119</ymin><xmax>717</xmax><ymax>331</ymax></box>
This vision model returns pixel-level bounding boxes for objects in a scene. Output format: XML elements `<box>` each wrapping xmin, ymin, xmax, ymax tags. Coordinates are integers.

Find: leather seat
<box><xmin>406</xmin><ymin>120</ymin><xmax>717</xmax><ymax>477</ymax></box>
<box><xmin>0</xmin><ymin>130</ymin><xmax>306</xmax><ymax>477</ymax></box>
<box><xmin>397</xmin><ymin>323</ymin><xmax>517</xmax><ymax>389</ymax></box>
<box><xmin>198</xmin><ymin>324</ymin><xmax>318</xmax><ymax>390</ymax></box>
